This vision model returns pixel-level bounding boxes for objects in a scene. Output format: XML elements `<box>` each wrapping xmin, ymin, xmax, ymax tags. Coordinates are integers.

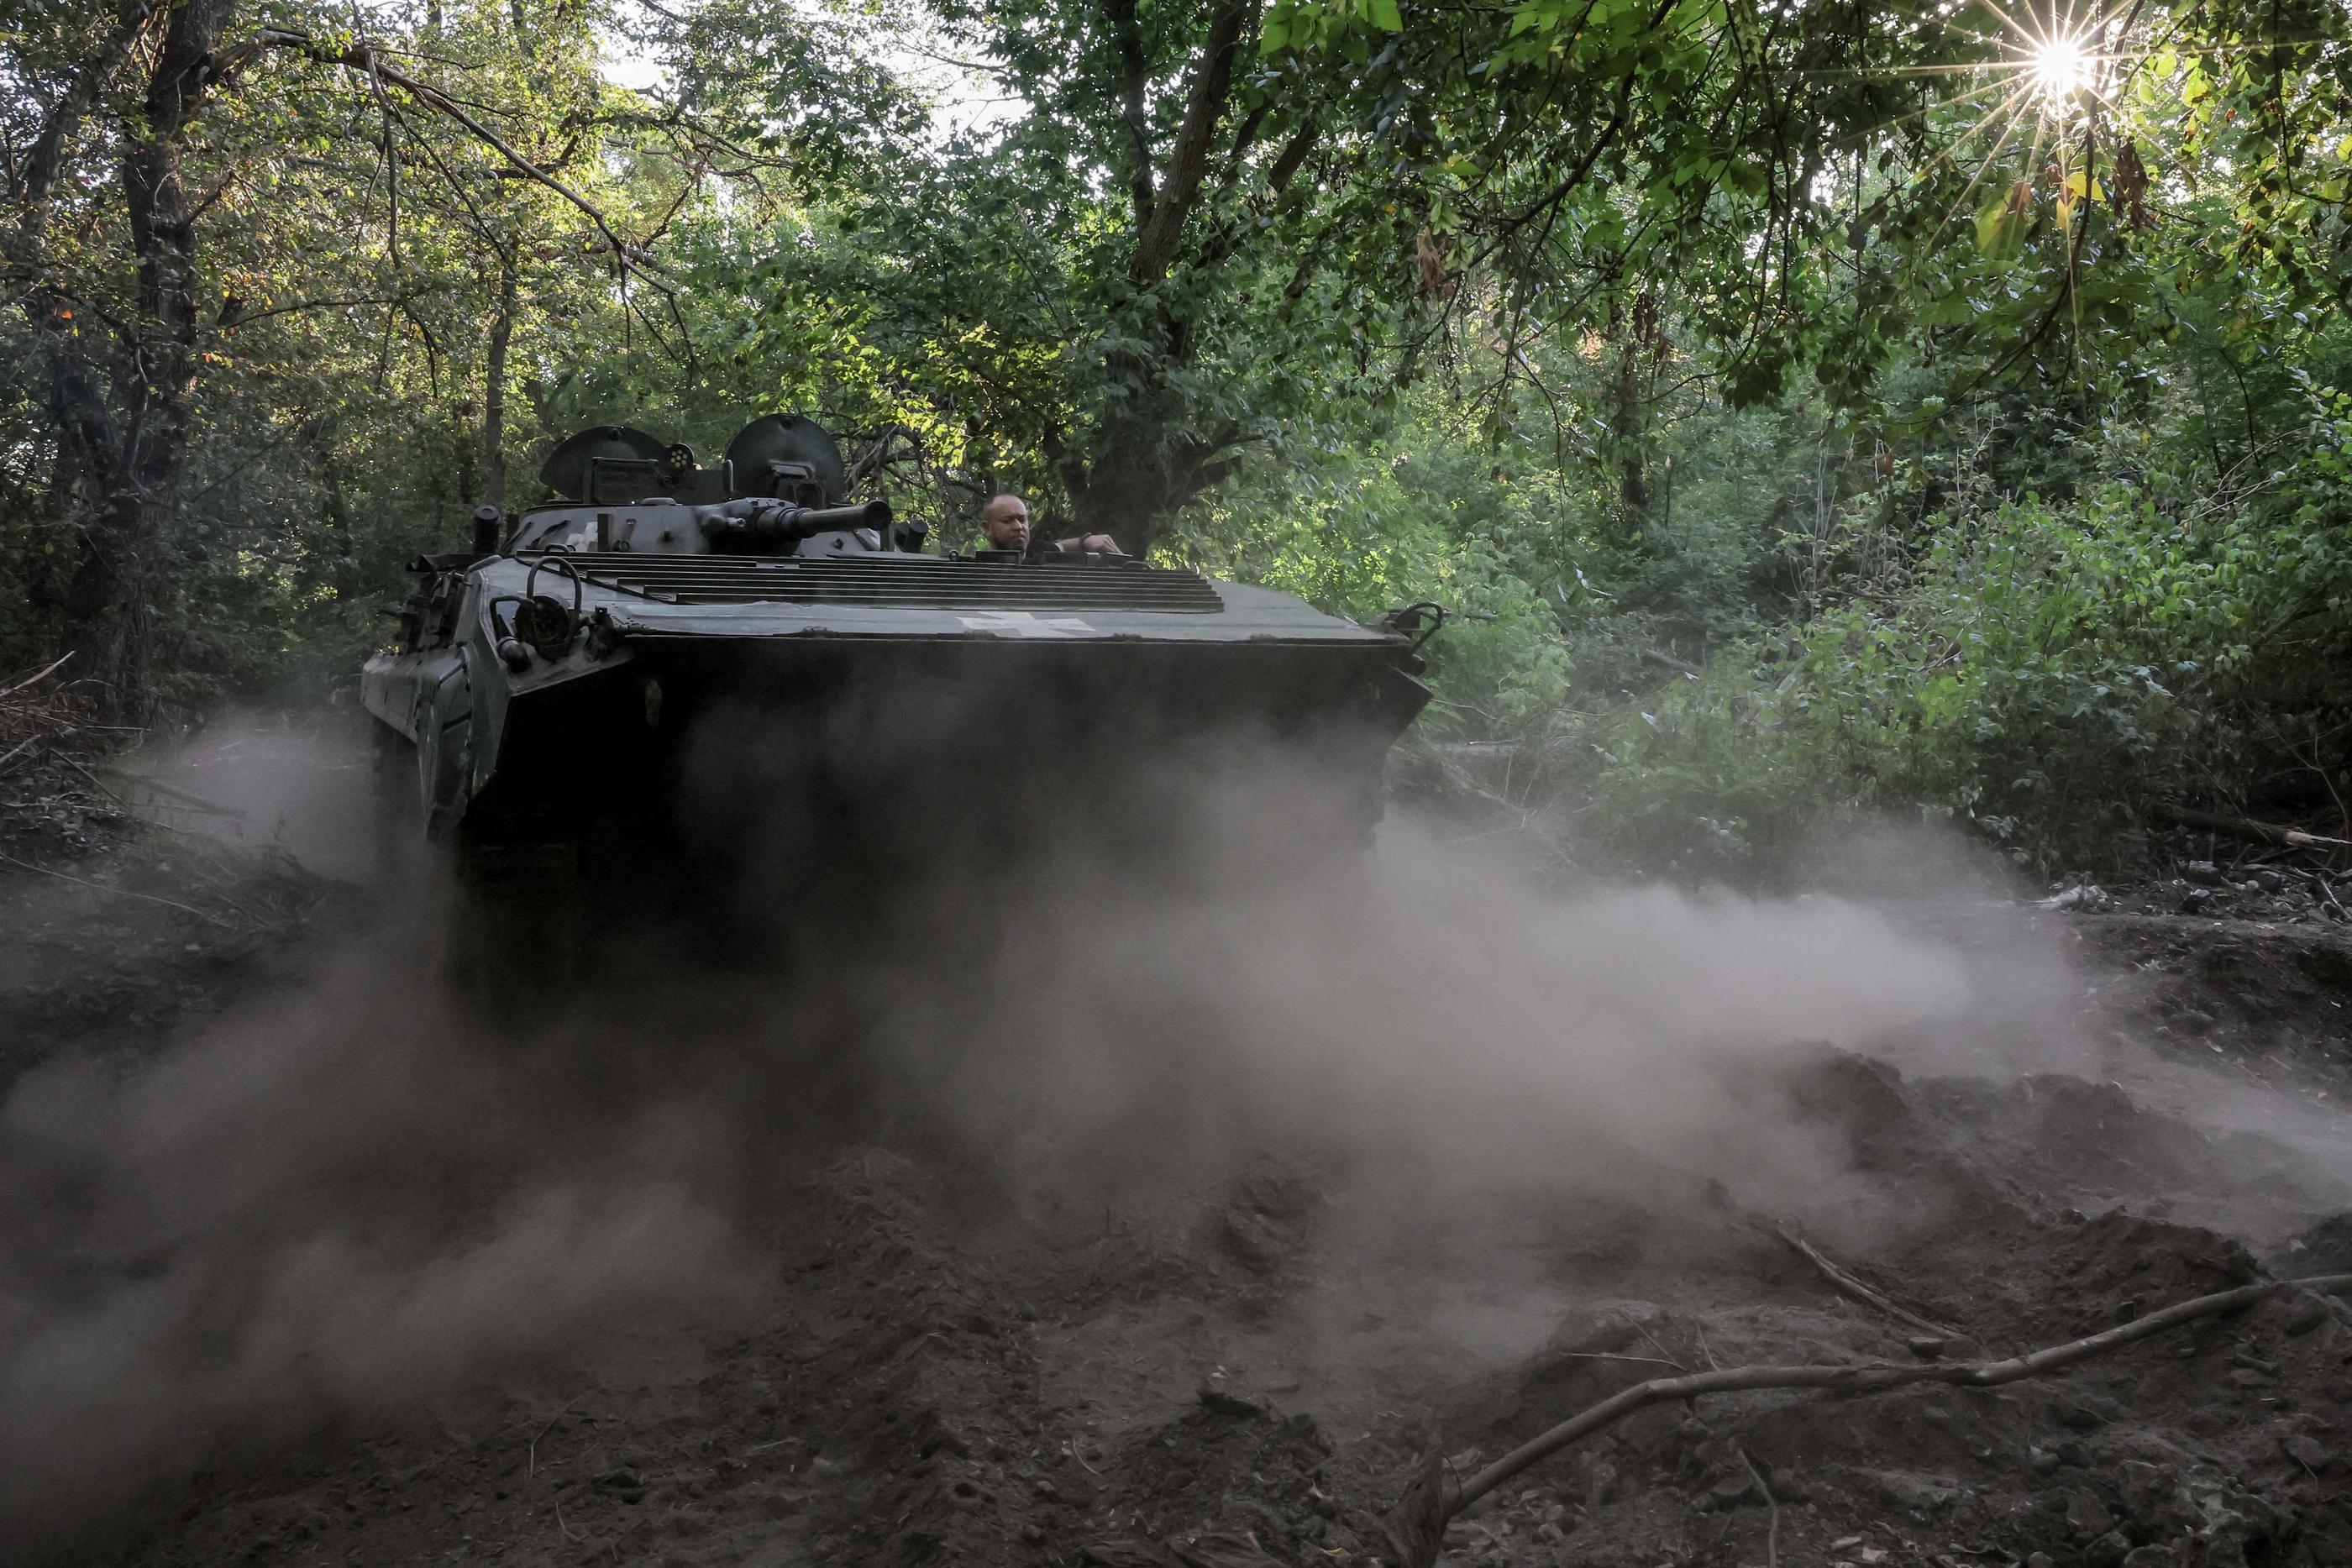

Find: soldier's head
<box><xmin>980</xmin><ymin>493</ymin><xmax>1031</xmax><ymax>549</ymax></box>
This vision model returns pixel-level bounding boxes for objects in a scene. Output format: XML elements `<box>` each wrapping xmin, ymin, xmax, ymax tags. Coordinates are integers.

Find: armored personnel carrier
<box><xmin>364</xmin><ymin>413</ymin><xmax>1435</xmax><ymax>896</ymax></box>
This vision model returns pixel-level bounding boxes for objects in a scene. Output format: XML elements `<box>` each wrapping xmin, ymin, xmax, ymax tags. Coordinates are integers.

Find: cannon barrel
<box><xmin>701</xmin><ymin>498</ymin><xmax>894</xmax><ymax>551</ymax></box>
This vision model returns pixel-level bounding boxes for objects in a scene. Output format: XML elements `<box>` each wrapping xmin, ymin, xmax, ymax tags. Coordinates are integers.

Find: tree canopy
<box><xmin>3</xmin><ymin>0</ymin><xmax>2349</xmax><ymax>865</ymax></box>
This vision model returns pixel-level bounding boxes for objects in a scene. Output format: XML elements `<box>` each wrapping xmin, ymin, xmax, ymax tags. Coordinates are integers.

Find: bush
<box><xmin>1572</xmin><ymin>390</ymin><xmax>2352</xmax><ymax>874</ymax></box>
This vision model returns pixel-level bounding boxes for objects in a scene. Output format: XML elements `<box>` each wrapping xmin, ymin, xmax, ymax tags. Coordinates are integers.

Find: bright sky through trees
<box><xmin>598</xmin><ymin>0</ymin><xmax>1021</xmax><ymax>139</ymax></box>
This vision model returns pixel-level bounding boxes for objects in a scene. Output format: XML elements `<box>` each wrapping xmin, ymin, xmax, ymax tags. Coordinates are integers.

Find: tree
<box><xmin>690</xmin><ymin>0</ymin><xmax>1987</xmax><ymax>553</ymax></box>
<box><xmin>0</xmin><ymin>0</ymin><xmax>812</xmax><ymax>713</ymax></box>
<box><xmin>671</xmin><ymin>0</ymin><xmax>1431</xmax><ymax>554</ymax></box>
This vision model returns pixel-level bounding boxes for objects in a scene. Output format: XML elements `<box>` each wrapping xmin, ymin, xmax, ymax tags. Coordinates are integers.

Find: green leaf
<box><xmin>1975</xmin><ymin>195</ymin><xmax>2026</xmax><ymax>262</ymax></box>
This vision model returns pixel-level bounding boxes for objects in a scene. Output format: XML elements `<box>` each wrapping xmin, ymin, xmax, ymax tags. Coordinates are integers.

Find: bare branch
<box><xmin>9</xmin><ymin>0</ymin><xmax>159</xmax><ymax>218</ymax></box>
<box><xmin>1365</xmin><ymin>1272</ymin><xmax>2352</xmax><ymax>1568</ymax></box>
<box><xmin>1266</xmin><ymin>118</ymin><xmax>1319</xmax><ymax>194</ymax></box>
<box><xmin>1105</xmin><ymin>0</ymin><xmax>1156</xmax><ymax>228</ymax></box>
<box><xmin>898</xmin><ymin>43</ymin><xmax>1011</xmax><ymax>76</ymax></box>
<box><xmin>1462</xmin><ymin>74</ymin><xmax>1633</xmax><ymax>275</ymax></box>
<box><xmin>220</xmin><ymin>292</ymin><xmax>415</xmax><ymax>327</ymax></box>
<box><xmin>219</xmin><ymin>29</ymin><xmax>670</xmax><ymax>281</ymax></box>
<box><xmin>381</xmin><ymin>93</ymin><xmax>507</xmax><ymax>255</ymax></box>
<box><xmin>1776</xmin><ymin>1225</ymin><xmax>1959</xmax><ymax>1340</ymax></box>
<box><xmin>1132</xmin><ymin>0</ymin><xmax>1256</xmax><ymax>284</ymax></box>
<box><xmin>365</xmin><ymin>52</ymin><xmax>402</xmax><ymax>266</ymax></box>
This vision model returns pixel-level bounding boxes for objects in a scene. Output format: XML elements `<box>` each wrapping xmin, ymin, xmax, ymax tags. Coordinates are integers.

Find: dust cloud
<box><xmin>854</xmin><ymin>820</ymin><xmax>1980</xmax><ymax>1227</ymax></box>
<box><xmin>0</xmin><ymin>713</ymin><xmax>2210</xmax><ymax>1553</ymax></box>
<box><xmin>0</xmin><ymin>943</ymin><xmax>759</xmax><ymax>1547</ymax></box>
<box><xmin>129</xmin><ymin>705</ymin><xmax>389</xmax><ymax>883</ymax></box>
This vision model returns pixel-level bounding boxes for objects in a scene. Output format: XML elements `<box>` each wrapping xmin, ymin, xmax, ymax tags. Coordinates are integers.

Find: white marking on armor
<box><xmin>958</xmin><ymin>611</ymin><xmax>1093</xmax><ymax>638</ymax></box>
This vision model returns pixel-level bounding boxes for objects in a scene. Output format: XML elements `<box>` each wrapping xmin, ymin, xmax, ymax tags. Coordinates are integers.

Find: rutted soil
<box><xmin>4</xmin><ymin>779</ymin><xmax>2351</xmax><ymax>1568</ymax></box>
<box><xmin>46</xmin><ymin>1039</ymin><xmax>2352</xmax><ymax>1568</ymax></box>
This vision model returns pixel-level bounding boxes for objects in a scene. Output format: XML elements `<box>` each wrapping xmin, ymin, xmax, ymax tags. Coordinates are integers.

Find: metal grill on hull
<box><xmin>538</xmin><ymin>552</ymin><xmax>1225</xmax><ymax>613</ymax></box>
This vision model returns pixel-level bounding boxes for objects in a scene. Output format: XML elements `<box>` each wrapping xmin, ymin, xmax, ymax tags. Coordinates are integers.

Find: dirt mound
<box><xmin>2068</xmin><ymin>911</ymin><xmax>2352</xmax><ymax>1086</ymax></box>
<box><xmin>1903</xmin><ymin>1073</ymin><xmax>2342</xmax><ymax>1245</ymax></box>
<box><xmin>86</xmin><ymin>1151</ymin><xmax>1047</xmax><ymax>1567</ymax></box>
<box><xmin>1084</xmin><ymin>1396</ymin><xmax>1339</xmax><ymax>1563</ymax></box>
<box><xmin>2277</xmin><ymin>1213</ymin><xmax>2352</xmax><ymax>1277</ymax></box>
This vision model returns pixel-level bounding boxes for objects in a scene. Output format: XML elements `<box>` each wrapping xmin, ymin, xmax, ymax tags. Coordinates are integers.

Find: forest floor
<box><xmin>3</xmin><ymin>712</ymin><xmax>2350</xmax><ymax>1568</ymax></box>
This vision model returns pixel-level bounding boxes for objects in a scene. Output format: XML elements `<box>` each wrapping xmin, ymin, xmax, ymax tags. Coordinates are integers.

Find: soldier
<box><xmin>976</xmin><ymin>493</ymin><xmax>1121</xmax><ymax>558</ymax></box>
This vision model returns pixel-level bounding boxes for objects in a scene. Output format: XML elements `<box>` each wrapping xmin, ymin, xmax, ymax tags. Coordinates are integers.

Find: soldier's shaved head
<box><xmin>980</xmin><ymin>493</ymin><xmax>1031</xmax><ymax>548</ymax></box>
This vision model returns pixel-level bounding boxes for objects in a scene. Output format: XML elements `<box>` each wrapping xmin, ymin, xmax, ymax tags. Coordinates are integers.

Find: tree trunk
<box><xmin>1614</xmin><ymin>342</ymin><xmax>1648</xmax><ymax>526</ymax></box>
<box><xmin>480</xmin><ymin>257</ymin><xmax>519</xmax><ymax>506</ymax></box>
<box><xmin>1129</xmin><ymin>0</ymin><xmax>1254</xmax><ymax>286</ymax></box>
<box><xmin>1058</xmin><ymin>434</ymin><xmax>1243</xmax><ymax>559</ymax></box>
<box><xmin>1063</xmin><ymin>456</ymin><xmax>1168</xmax><ymax>558</ymax></box>
<box><xmin>55</xmin><ymin>0</ymin><xmax>237</xmax><ymax>716</ymax></box>
<box><xmin>24</xmin><ymin>411</ymin><xmax>92</xmax><ymax>620</ymax></box>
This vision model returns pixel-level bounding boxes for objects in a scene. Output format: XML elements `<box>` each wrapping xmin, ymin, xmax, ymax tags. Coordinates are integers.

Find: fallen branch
<box><xmin>2152</xmin><ymin>803</ymin><xmax>2351</xmax><ymax>852</ymax></box>
<box><xmin>0</xmin><ymin>650</ymin><xmax>74</xmax><ymax>700</ymax></box>
<box><xmin>526</xmin><ymin>1396</ymin><xmax>585</xmax><ymax>1479</ymax></box>
<box><xmin>91</xmin><ymin>766</ymin><xmax>249</xmax><ymax>819</ymax></box>
<box><xmin>1777</xmin><ymin>1225</ymin><xmax>1958</xmax><ymax>1340</ymax></box>
<box><xmin>1373</xmin><ymin>1272</ymin><xmax>2352</xmax><ymax>1568</ymax></box>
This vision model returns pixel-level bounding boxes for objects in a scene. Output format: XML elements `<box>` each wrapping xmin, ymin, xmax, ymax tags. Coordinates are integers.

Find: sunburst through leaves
<box><xmin>2029</xmin><ymin>34</ymin><xmax>2091</xmax><ymax>102</ymax></box>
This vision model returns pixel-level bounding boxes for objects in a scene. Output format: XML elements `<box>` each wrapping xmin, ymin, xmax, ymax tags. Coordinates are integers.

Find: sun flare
<box><xmin>2030</xmin><ymin>34</ymin><xmax>2090</xmax><ymax>97</ymax></box>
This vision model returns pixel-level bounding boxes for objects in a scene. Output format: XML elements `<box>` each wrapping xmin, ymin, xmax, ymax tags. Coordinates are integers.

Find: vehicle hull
<box><xmin>361</xmin><ymin>549</ymin><xmax>1430</xmax><ymax>854</ymax></box>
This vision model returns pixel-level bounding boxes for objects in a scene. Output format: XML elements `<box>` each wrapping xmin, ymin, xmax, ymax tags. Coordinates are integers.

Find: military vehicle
<box><xmin>364</xmin><ymin>413</ymin><xmax>1437</xmax><ymax>917</ymax></box>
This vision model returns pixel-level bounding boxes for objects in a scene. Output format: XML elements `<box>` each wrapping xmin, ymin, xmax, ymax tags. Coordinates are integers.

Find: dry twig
<box><xmin>528</xmin><ymin>1396</ymin><xmax>585</xmax><ymax>1479</ymax></box>
<box><xmin>1565</xmin><ymin>1350</ymin><xmax>1688</xmax><ymax>1370</ymax></box>
<box><xmin>0</xmin><ymin>852</ymin><xmax>232</xmax><ymax>926</ymax></box>
<box><xmin>0</xmin><ymin>652</ymin><xmax>73</xmax><ymax>700</ymax></box>
<box><xmin>1776</xmin><ymin>1225</ymin><xmax>1958</xmax><ymax>1340</ymax></box>
<box><xmin>2153</xmin><ymin>803</ymin><xmax>2352</xmax><ymax>852</ymax></box>
<box><xmin>90</xmin><ymin>767</ymin><xmax>249</xmax><ymax>819</ymax></box>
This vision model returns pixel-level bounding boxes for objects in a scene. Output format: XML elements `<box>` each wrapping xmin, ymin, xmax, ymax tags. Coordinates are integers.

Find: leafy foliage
<box><xmin>3</xmin><ymin>0</ymin><xmax>2351</xmax><ymax>873</ymax></box>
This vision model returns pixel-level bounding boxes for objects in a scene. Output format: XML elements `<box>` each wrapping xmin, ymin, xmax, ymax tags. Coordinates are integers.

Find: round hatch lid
<box><xmin>724</xmin><ymin>412</ymin><xmax>847</xmax><ymax>502</ymax></box>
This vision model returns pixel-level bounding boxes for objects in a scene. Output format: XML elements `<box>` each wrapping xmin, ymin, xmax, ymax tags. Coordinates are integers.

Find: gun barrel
<box><xmin>785</xmin><ymin>500</ymin><xmax>894</xmax><ymax>534</ymax></box>
<box><xmin>702</xmin><ymin>498</ymin><xmax>895</xmax><ymax>549</ymax></box>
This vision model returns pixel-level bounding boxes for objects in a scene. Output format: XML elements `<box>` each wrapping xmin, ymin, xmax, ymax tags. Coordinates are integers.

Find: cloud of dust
<box><xmin>0</xmin><ymin>938</ymin><xmax>762</xmax><ymax>1549</ymax></box>
<box><xmin>129</xmin><ymin>705</ymin><xmax>389</xmax><ymax>883</ymax></box>
<box><xmin>837</xmin><ymin>804</ymin><xmax>1986</xmax><ymax>1233</ymax></box>
<box><xmin>0</xmin><ymin>706</ymin><xmax>2177</xmax><ymax>1552</ymax></box>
